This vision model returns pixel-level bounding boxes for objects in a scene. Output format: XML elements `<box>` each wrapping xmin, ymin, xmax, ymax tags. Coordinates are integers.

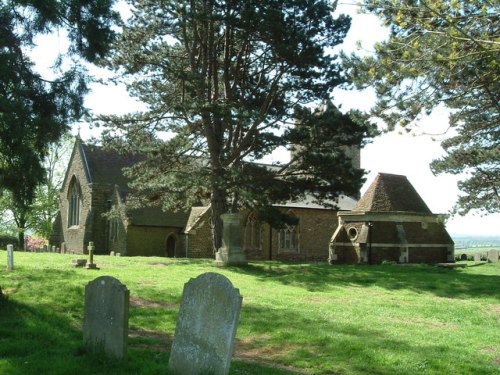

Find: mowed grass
<box><xmin>0</xmin><ymin>251</ymin><xmax>499</xmax><ymax>375</ymax></box>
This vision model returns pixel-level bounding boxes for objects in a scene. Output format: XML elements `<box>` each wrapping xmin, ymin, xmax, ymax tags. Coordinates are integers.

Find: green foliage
<box><xmin>99</xmin><ymin>0</ymin><xmax>375</xmax><ymax>250</ymax></box>
<box><xmin>1</xmin><ymin>253</ymin><xmax>499</xmax><ymax>374</ymax></box>
<box><xmin>0</xmin><ymin>0</ymin><xmax>118</xmax><ymax>229</ymax></box>
<box><xmin>0</xmin><ymin>137</ymin><xmax>72</xmax><ymax>246</ymax></box>
<box><xmin>344</xmin><ymin>0</ymin><xmax>499</xmax><ymax>215</ymax></box>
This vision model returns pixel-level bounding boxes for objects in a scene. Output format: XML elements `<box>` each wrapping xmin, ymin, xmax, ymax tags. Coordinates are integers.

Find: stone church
<box><xmin>329</xmin><ymin>173</ymin><xmax>455</xmax><ymax>264</ymax></box>
<box><xmin>51</xmin><ymin>138</ymin><xmax>358</xmax><ymax>261</ymax></box>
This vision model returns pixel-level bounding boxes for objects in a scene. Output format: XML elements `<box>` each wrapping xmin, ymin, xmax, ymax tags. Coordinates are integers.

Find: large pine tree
<box><xmin>99</xmin><ymin>0</ymin><xmax>374</xmax><ymax>252</ymax></box>
<box><xmin>343</xmin><ymin>0</ymin><xmax>499</xmax><ymax>215</ymax></box>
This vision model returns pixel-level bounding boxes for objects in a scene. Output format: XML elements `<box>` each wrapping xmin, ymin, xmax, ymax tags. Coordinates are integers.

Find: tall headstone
<box><xmin>83</xmin><ymin>276</ymin><xmax>129</xmax><ymax>360</ymax></box>
<box><xmin>168</xmin><ymin>272</ymin><xmax>243</xmax><ymax>375</ymax></box>
<box><xmin>6</xmin><ymin>244</ymin><xmax>14</xmax><ymax>271</ymax></box>
<box><xmin>487</xmin><ymin>249</ymin><xmax>499</xmax><ymax>263</ymax></box>
<box><xmin>215</xmin><ymin>213</ymin><xmax>247</xmax><ymax>266</ymax></box>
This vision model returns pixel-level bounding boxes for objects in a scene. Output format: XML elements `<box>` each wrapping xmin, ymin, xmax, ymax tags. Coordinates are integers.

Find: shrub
<box><xmin>0</xmin><ymin>235</ymin><xmax>18</xmax><ymax>249</ymax></box>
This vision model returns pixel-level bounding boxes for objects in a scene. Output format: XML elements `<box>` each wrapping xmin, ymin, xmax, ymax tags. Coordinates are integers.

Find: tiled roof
<box><xmin>128</xmin><ymin>206</ymin><xmax>190</xmax><ymax>227</ymax></box>
<box><xmin>275</xmin><ymin>194</ymin><xmax>357</xmax><ymax>210</ymax></box>
<box><xmin>183</xmin><ymin>206</ymin><xmax>210</xmax><ymax>233</ymax></box>
<box><xmin>80</xmin><ymin>142</ymin><xmax>144</xmax><ymax>186</ymax></box>
<box><xmin>354</xmin><ymin>173</ymin><xmax>432</xmax><ymax>214</ymax></box>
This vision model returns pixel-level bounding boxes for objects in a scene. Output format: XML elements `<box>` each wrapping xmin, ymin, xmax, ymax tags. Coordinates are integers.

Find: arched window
<box><xmin>279</xmin><ymin>211</ymin><xmax>299</xmax><ymax>252</ymax></box>
<box><xmin>244</xmin><ymin>212</ymin><xmax>261</xmax><ymax>250</ymax></box>
<box><xmin>68</xmin><ymin>177</ymin><xmax>80</xmax><ymax>227</ymax></box>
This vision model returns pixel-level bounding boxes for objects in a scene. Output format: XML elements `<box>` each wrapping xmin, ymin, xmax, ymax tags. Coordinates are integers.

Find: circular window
<box><xmin>348</xmin><ymin>227</ymin><xmax>358</xmax><ymax>240</ymax></box>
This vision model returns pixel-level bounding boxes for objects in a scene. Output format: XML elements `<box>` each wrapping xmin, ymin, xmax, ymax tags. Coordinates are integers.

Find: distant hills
<box><xmin>451</xmin><ymin>235</ymin><xmax>500</xmax><ymax>250</ymax></box>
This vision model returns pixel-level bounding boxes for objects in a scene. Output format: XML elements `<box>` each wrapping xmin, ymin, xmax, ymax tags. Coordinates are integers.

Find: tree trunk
<box><xmin>210</xmin><ymin>182</ymin><xmax>227</xmax><ymax>255</ymax></box>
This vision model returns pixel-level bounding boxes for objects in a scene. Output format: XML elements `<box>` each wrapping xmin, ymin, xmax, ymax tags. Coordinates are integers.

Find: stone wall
<box><xmin>127</xmin><ymin>226</ymin><xmax>184</xmax><ymax>257</ymax></box>
<box><xmin>186</xmin><ymin>210</ymin><xmax>214</xmax><ymax>258</ymax></box>
<box><xmin>239</xmin><ymin>207</ymin><xmax>338</xmax><ymax>262</ymax></box>
<box><xmin>58</xmin><ymin>146</ymin><xmax>93</xmax><ymax>254</ymax></box>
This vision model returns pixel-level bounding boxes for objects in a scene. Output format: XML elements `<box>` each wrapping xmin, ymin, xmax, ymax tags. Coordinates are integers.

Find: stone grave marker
<box><xmin>460</xmin><ymin>253</ymin><xmax>467</xmax><ymax>261</ymax></box>
<box><xmin>86</xmin><ymin>241</ymin><xmax>99</xmax><ymax>270</ymax></box>
<box><xmin>473</xmin><ymin>253</ymin><xmax>481</xmax><ymax>262</ymax></box>
<box><xmin>215</xmin><ymin>213</ymin><xmax>247</xmax><ymax>266</ymax></box>
<box><xmin>487</xmin><ymin>249</ymin><xmax>499</xmax><ymax>263</ymax></box>
<box><xmin>7</xmin><ymin>244</ymin><xmax>14</xmax><ymax>271</ymax></box>
<box><xmin>83</xmin><ymin>276</ymin><xmax>129</xmax><ymax>360</ymax></box>
<box><xmin>168</xmin><ymin>272</ymin><xmax>243</xmax><ymax>375</ymax></box>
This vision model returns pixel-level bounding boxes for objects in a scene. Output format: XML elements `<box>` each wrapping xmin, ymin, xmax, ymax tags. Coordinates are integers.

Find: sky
<box><xmin>30</xmin><ymin>2</ymin><xmax>499</xmax><ymax>237</ymax></box>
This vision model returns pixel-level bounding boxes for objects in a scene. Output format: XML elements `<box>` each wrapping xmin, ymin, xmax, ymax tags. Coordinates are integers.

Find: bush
<box><xmin>0</xmin><ymin>235</ymin><xmax>18</xmax><ymax>249</ymax></box>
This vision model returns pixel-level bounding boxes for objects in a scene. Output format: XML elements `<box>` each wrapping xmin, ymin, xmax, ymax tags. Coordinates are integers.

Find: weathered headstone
<box><xmin>168</xmin><ymin>272</ymin><xmax>243</xmax><ymax>375</ymax></box>
<box><xmin>83</xmin><ymin>276</ymin><xmax>129</xmax><ymax>360</ymax></box>
<box><xmin>473</xmin><ymin>253</ymin><xmax>481</xmax><ymax>262</ymax></box>
<box><xmin>215</xmin><ymin>213</ymin><xmax>247</xmax><ymax>266</ymax></box>
<box><xmin>487</xmin><ymin>249</ymin><xmax>499</xmax><ymax>263</ymax></box>
<box><xmin>460</xmin><ymin>253</ymin><xmax>467</xmax><ymax>261</ymax></box>
<box><xmin>7</xmin><ymin>244</ymin><xmax>14</xmax><ymax>271</ymax></box>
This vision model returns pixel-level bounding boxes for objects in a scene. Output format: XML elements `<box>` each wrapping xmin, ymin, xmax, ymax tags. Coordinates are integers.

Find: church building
<box><xmin>51</xmin><ymin>139</ymin><xmax>357</xmax><ymax>261</ymax></box>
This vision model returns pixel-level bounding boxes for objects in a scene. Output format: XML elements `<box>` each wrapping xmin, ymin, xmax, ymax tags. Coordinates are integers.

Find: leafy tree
<box><xmin>0</xmin><ymin>138</ymin><xmax>72</xmax><ymax>248</ymax></box>
<box><xmin>0</xmin><ymin>0</ymin><xmax>119</xmax><ymax>242</ymax></box>
<box><xmin>99</xmin><ymin>0</ymin><xmax>374</xmax><ymax>252</ymax></box>
<box><xmin>343</xmin><ymin>0</ymin><xmax>499</xmax><ymax>215</ymax></box>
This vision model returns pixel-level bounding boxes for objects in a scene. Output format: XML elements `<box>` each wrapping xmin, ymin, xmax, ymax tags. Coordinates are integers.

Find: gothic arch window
<box><xmin>279</xmin><ymin>211</ymin><xmax>299</xmax><ymax>253</ymax></box>
<box><xmin>67</xmin><ymin>177</ymin><xmax>81</xmax><ymax>227</ymax></box>
<box><xmin>244</xmin><ymin>212</ymin><xmax>261</xmax><ymax>250</ymax></box>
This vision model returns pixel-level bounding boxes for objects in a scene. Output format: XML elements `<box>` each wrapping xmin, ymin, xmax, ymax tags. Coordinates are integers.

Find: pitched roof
<box><xmin>80</xmin><ymin>142</ymin><xmax>144</xmax><ymax>186</ymax></box>
<box><xmin>353</xmin><ymin>173</ymin><xmax>432</xmax><ymax>214</ymax></box>
<box><xmin>183</xmin><ymin>206</ymin><xmax>210</xmax><ymax>233</ymax></box>
<box><xmin>275</xmin><ymin>194</ymin><xmax>357</xmax><ymax>210</ymax></box>
<box><xmin>128</xmin><ymin>206</ymin><xmax>190</xmax><ymax>227</ymax></box>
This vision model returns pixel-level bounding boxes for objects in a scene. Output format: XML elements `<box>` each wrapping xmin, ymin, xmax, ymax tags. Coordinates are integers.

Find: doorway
<box><xmin>166</xmin><ymin>235</ymin><xmax>176</xmax><ymax>257</ymax></box>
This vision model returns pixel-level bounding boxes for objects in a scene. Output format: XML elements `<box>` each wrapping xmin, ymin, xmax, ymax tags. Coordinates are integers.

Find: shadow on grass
<box><xmin>231</xmin><ymin>262</ymin><xmax>500</xmax><ymax>299</ymax></box>
<box><xmin>0</xmin><ymin>266</ymin><xmax>301</xmax><ymax>375</ymax></box>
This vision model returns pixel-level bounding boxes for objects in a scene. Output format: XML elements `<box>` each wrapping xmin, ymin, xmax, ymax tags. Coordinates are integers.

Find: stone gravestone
<box><xmin>168</xmin><ymin>272</ymin><xmax>243</xmax><ymax>375</ymax></box>
<box><xmin>7</xmin><ymin>244</ymin><xmax>14</xmax><ymax>271</ymax></box>
<box><xmin>473</xmin><ymin>253</ymin><xmax>481</xmax><ymax>262</ymax></box>
<box><xmin>215</xmin><ymin>213</ymin><xmax>247</xmax><ymax>266</ymax></box>
<box><xmin>460</xmin><ymin>253</ymin><xmax>467</xmax><ymax>261</ymax></box>
<box><xmin>83</xmin><ymin>276</ymin><xmax>129</xmax><ymax>360</ymax></box>
<box><xmin>487</xmin><ymin>249</ymin><xmax>499</xmax><ymax>263</ymax></box>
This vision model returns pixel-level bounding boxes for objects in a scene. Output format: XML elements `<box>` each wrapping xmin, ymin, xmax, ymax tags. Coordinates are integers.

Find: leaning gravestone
<box><xmin>168</xmin><ymin>272</ymin><xmax>243</xmax><ymax>375</ymax></box>
<box><xmin>7</xmin><ymin>244</ymin><xmax>14</xmax><ymax>271</ymax></box>
<box><xmin>487</xmin><ymin>249</ymin><xmax>499</xmax><ymax>263</ymax></box>
<box><xmin>83</xmin><ymin>276</ymin><xmax>129</xmax><ymax>360</ymax></box>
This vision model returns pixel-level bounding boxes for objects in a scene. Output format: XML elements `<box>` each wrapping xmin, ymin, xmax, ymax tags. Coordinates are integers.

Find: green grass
<box><xmin>1</xmin><ymin>251</ymin><xmax>499</xmax><ymax>375</ymax></box>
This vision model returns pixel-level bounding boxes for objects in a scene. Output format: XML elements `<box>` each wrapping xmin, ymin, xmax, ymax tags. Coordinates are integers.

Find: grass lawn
<box><xmin>0</xmin><ymin>251</ymin><xmax>499</xmax><ymax>375</ymax></box>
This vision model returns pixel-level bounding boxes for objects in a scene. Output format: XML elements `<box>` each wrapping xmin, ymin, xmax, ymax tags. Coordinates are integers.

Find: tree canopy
<box><xmin>0</xmin><ymin>0</ymin><xmax>118</xmax><ymax>231</ymax></box>
<box><xmin>343</xmin><ymin>0</ymin><xmax>499</xmax><ymax>215</ymax></box>
<box><xmin>99</xmin><ymin>0</ymin><xmax>374</xmax><ymax>252</ymax></box>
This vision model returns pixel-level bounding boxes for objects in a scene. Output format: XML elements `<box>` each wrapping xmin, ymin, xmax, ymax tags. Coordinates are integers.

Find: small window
<box><xmin>348</xmin><ymin>227</ymin><xmax>358</xmax><ymax>240</ymax></box>
<box><xmin>244</xmin><ymin>212</ymin><xmax>261</xmax><ymax>250</ymax></box>
<box><xmin>110</xmin><ymin>219</ymin><xmax>119</xmax><ymax>242</ymax></box>
<box><xmin>279</xmin><ymin>212</ymin><xmax>299</xmax><ymax>253</ymax></box>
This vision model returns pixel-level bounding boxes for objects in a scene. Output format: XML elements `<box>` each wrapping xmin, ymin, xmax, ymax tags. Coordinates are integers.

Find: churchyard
<box><xmin>1</xmin><ymin>250</ymin><xmax>499</xmax><ymax>375</ymax></box>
